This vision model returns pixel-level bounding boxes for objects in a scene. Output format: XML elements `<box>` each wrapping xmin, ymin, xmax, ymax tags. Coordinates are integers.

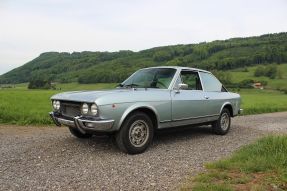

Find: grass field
<box><xmin>239</xmin><ymin>89</ymin><xmax>287</xmax><ymax>115</ymax></box>
<box><xmin>0</xmin><ymin>83</ymin><xmax>287</xmax><ymax>125</ymax></box>
<box><xmin>0</xmin><ymin>83</ymin><xmax>116</xmax><ymax>125</ymax></box>
<box><xmin>181</xmin><ymin>135</ymin><xmax>287</xmax><ymax>191</ymax></box>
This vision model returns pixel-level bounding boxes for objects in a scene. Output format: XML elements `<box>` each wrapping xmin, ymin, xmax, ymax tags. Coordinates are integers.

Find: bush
<box><xmin>265</xmin><ymin>65</ymin><xmax>277</xmax><ymax>79</ymax></box>
<box><xmin>239</xmin><ymin>79</ymin><xmax>254</xmax><ymax>88</ymax></box>
<box><xmin>254</xmin><ymin>65</ymin><xmax>277</xmax><ymax>79</ymax></box>
<box><xmin>28</xmin><ymin>79</ymin><xmax>52</xmax><ymax>89</ymax></box>
<box><xmin>260</xmin><ymin>80</ymin><xmax>268</xmax><ymax>86</ymax></box>
<box><xmin>243</xmin><ymin>67</ymin><xmax>249</xmax><ymax>72</ymax></box>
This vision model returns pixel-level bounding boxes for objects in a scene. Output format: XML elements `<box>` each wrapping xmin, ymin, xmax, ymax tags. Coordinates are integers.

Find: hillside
<box><xmin>0</xmin><ymin>32</ymin><xmax>286</xmax><ymax>84</ymax></box>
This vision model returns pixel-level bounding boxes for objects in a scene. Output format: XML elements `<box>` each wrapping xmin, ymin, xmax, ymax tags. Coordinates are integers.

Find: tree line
<box><xmin>0</xmin><ymin>32</ymin><xmax>286</xmax><ymax>85</ymax></box>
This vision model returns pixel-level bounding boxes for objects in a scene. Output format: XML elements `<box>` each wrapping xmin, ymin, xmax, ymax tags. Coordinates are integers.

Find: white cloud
<box><xmin>0</xmin><ymin>0</ymin><xmax>286</xmax><ymax>75</ymax></box>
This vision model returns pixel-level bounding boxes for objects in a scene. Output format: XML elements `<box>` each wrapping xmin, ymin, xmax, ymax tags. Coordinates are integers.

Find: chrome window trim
<box><xmin>197</xmin><ymin>71</ymin><xmax>205</xmax><ymax>92</ymax></box>
<box><xmin>121</xmin><ymin>67</ymin><xmax>178</xmax><ymax>90</ymax></box>
<box><xmin>171</xmin><ymin>69</ymin><xmax>204</xmax><ymax>91</ymax></box>
<box><xmin>168</xmin><ymin>68</ymin><xmax>182</xmax><ymax>90</ymax></box>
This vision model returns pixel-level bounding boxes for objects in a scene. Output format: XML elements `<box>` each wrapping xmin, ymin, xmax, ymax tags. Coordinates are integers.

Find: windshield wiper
<box><xmin>118</xmin><ymin>83</ymin><xmax>140</xmax><ymax>88</ymax></box>
<box><xmin>123</xmin><ymin>83</ymin><xmax>140</xmax><ymax>88</ymax></box>
<box><xmin>117</xmin><ymin>83</ymin><xmax>124</xmax><ymax>88</ymax></box>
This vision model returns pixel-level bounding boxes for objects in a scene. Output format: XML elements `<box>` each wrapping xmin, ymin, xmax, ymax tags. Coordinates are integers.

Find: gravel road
<box><xmin>1</xmin><ymin>112</ymin><xmax>286</xmax><ymax>191</ymax></box>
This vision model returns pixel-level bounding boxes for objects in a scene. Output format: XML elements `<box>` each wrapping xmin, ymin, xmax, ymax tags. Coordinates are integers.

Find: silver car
<box><xmin>50</xmin><ymin>66</ymin><xmax>242</xmax><ymax>154</ymax></box>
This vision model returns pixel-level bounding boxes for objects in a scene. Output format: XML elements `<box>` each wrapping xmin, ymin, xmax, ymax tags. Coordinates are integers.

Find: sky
<box><xmin>0</xmin><ymin>0</ymin><xmax>286</xmax><ymax>75</ymax></box>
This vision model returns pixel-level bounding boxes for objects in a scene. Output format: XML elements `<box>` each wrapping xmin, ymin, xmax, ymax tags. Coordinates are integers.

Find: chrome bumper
<box><xmin>49</xmin><ymin>112</ymin><xmax>114</xmax><ymax>133</ymax></box>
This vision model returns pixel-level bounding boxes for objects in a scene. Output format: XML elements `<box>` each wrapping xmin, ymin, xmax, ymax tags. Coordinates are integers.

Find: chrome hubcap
<box><xmin>129</xmin><ymin>120</ymin><xmax>149</xmax><ymax>147</ymax></box>
<box><xmin>220</xmin><ymin>113</ymin><xmax>230</xmax><ymax>131</ymax></box>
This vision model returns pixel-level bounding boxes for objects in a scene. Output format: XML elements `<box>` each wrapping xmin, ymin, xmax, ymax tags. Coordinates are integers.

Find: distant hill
<box><xmin>0</xmin><ymin>32</ymin><xmax>286</xmax><ymax>84</ymax></box>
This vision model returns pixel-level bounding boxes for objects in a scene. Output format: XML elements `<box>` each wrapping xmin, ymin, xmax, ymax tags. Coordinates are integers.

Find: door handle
<box><xmin>204</xmin><ymin>96</ymin><xmax>210</xmax><ymax>99</ymax></box>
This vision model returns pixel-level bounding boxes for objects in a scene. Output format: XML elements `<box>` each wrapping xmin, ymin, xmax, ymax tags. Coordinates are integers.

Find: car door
<box><xmin>199</xmin><ymin>71</ymin><xmax>229</xmax><ymax>116</ymax></box>
<box><xmin>171</xmin><ymin>70</ymin><xmax>209</xmax><ymax>126</ymax></box>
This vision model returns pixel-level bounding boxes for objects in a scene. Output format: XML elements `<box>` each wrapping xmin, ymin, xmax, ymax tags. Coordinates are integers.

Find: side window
<box><xmin>200</xmin><ymin>72</ymin><xmax>222</xmax><ymax>92</ymax></box>
<box><xmin>176</xmin><ymin>71</ymin><xmax>202</xmax><ymax>90</ymax></box>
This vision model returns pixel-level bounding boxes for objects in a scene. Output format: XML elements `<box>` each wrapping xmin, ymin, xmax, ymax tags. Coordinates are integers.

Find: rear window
<box><xmin>200</xmin><ymin>72</ymin><xmax>222</xmax><ymax>92</ymax></box>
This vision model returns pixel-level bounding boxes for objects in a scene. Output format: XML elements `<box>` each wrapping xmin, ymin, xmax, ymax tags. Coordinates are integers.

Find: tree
<box><xmin>153</xmin><ymin>50</ymin><xmax>173</xmax><ymax>62</ymax></box>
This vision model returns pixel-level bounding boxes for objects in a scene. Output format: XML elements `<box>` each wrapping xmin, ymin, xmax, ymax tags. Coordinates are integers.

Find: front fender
<box><xmin>117</xmin><ymin>103</ymin><xmax>160</xmax><ymax>130</ymax></box>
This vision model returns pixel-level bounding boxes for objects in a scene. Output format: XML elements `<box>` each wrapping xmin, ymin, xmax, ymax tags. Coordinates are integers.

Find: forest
<box><xmin>0</xmin><ymin>32</ymin><xmax>286</xmax><ymax>84</ymax></box>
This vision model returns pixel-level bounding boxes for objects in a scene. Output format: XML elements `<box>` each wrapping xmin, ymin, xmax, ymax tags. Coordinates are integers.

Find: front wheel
<box><xmin>212</xmin><ymin>108</ymin><xmax>231</xmax><ymax>135</ymax></box>
<box><xmin>115</xmin><ymin>112</ymin><xmax>154</xmax><ymax>154</ymax></box>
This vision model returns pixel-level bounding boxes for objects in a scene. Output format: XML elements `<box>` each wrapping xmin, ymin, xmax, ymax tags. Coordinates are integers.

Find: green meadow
<box><xmin>0</xmin><ymin>82</ymin><xmax>286</xmax><ymax>125</ymax></box>
<box><xmin>239</xmin><ymin>89</ymin><xmax>287</xmax><ymax>115</ymax></box>
<box><xmin>229</xmin><ymin>64</ymin><xmax>287</xmax><ymax>90</ymax></box>
<box><xmin>0</xmin><ymin>83</ymin><xmax>116</xmax><ymax>125</ymax></box>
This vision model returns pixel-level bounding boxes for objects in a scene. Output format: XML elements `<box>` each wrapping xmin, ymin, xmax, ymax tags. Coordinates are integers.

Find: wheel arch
<box><xmin>118</xmin><ymin>104</ymin><xmax>159</xmax><ymax>131</ymax></box>
<box><xmin>220</xmin><ymin>102</ymin><xmax>234</xmax><ymax>117</ymax></box>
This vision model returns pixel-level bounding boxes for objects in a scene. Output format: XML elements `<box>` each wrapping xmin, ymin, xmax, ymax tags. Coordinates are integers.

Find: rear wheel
<box><xmin>115</xmin><ymin>112</ymin><xmax>154</xmax><ymax>154</ymax></box>
<box><xmin>212</xmin><ymin>108</ymin><xmax>231</xmax><ymax>135</ymax></box>
<box><xmin>68</xmin><ymin>127</ymin><xmax>93</xmax><ymax>139</ymax></box>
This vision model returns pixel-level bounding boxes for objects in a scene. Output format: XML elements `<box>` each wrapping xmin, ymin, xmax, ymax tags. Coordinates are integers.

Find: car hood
<box><xmin>51</xmin><ymin>89</ymin><xmax>129</xmax><ymax>103</ymax></box>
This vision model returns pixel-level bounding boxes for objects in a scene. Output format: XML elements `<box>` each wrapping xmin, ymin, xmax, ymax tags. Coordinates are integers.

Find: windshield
<box><xmin>119</xmin><ymin>68</ymin><xmax>176</xmax><ymax>89</ymax></box>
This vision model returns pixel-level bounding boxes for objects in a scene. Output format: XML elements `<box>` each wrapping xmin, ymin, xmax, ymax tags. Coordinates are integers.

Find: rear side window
<box><xmin>200</xmin><ymin>72</ymin><xmax>222</xmax><ymax>92</ymax></box>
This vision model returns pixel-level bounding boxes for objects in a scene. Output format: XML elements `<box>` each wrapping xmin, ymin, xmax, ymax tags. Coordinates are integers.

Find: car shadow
<box><xmin>62</xmin><ymin>125</ymin><xmax>214</xmax><ymax>154</ymax></box>
<box><xmin>156</xmin><ymin>125</ymin><xmax>212</xmax><ymax>135</ymax></box>
<box><xmin>154</xmin><ymin>125</ymin><xmax>214</xmax><ymax>141</ymax></box>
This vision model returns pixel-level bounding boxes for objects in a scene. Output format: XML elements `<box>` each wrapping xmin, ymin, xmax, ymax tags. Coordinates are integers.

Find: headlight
<box><xmin>81</xmin><ymin>103</ymin><xmax>89</xmax><ymax>114</ymax></box>
<box><xmin>55</xmin><ymin>101</ymin><xmax>60</xmax><ymax>110</ymax></box>
<box><xmin>91</xmin><ymin>104</ymin><xmax>98</xmax><ymax>115</ymax></box>
<box><xmin>52</xmin><ymin>101</ymin><xmax>57</xmax><ymax>110</ymax></box>
<box><xmin>52</xmin><ymin>100</ymin><xmax>60</xmax><ymax>111</ymax></box>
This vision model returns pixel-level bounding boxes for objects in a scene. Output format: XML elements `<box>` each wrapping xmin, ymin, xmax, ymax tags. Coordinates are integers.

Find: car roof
<box><xmin>141</xmin><ymin>66</ymin><xmax>211</xmax><ymax>73</ymax></box>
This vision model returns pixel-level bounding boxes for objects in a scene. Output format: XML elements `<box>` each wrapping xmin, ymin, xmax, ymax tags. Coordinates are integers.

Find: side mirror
<box><xmin>178</xmin><ymin>83</ymin><xmax>188</xmax><ymax>90</ymax></box>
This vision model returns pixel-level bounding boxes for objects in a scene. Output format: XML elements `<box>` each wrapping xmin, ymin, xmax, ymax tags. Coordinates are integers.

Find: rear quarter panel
<box><xmin>205</xmin><ymin>92</ymin><xmax>241</xmax><ymax>116</ymax></box>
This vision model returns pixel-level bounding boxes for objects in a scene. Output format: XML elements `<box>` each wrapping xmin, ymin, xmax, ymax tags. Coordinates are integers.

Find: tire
<box><xmin>212</xmin><ymin>108</ymin><xmax>231</xmax><ymax>135</ymax></box>
<box><xmin>68</xmin><ymin>127</ymin><xmax>93</xmax><ymax>139</ymax></box>
<box><xmin>115</xmin><ymin>112</ymin><xmax>154</xmax><ymax>154</ymax></box>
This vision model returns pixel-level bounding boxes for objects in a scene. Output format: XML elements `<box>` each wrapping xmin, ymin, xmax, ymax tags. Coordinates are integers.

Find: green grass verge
<box><xmin>181</xmin><ymin>135</ymin><xmax>287</xmax><ymax>191</ymax></box>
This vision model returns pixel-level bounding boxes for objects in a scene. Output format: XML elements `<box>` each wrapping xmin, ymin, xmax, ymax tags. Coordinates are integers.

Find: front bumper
<box><xmin>49</xmin><ymin>112</ymin><xmax>114</xmax><ymax>133</ymax></box>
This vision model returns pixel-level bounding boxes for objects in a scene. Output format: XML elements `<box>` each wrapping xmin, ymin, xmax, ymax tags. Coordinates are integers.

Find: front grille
<box><xmin>60</xmin><ymin>101</ymin><xmax>81</xmax><ymax>118</ymax></box>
